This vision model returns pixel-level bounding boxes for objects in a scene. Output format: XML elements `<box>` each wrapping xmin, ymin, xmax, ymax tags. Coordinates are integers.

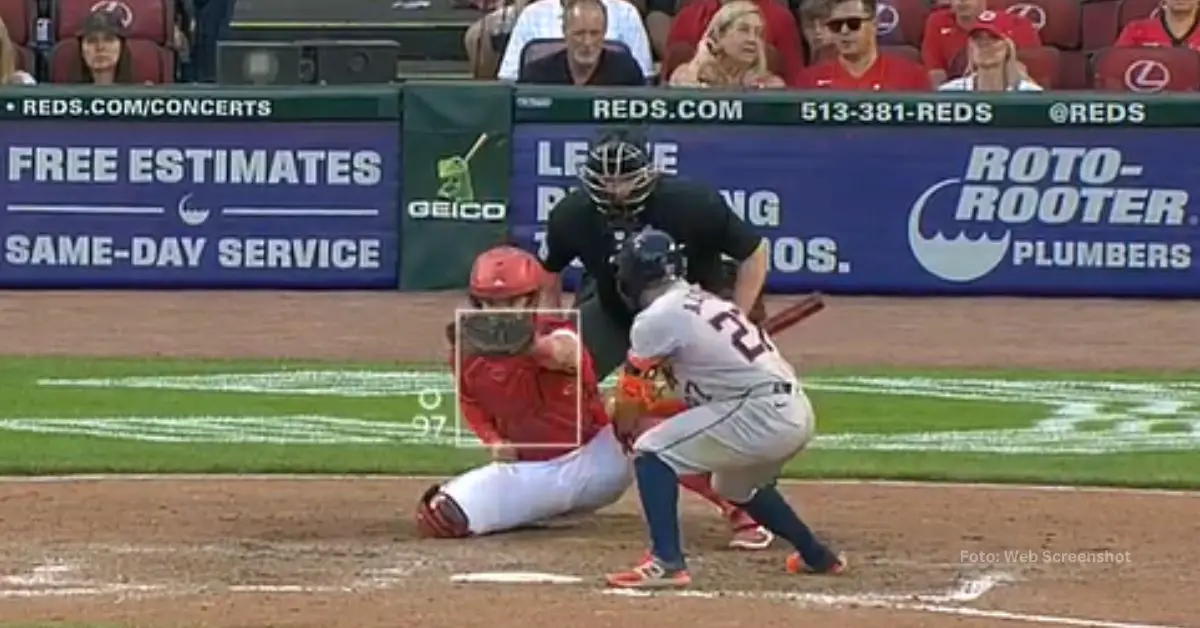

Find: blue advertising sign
<box><xmin>0</xmin><ymin>122</ymin><xmax>399</xmax><ymax>288</ymax></box>
<box><xmin>510</xmin><ymin>125</ymin><xmax>1197</xmax><ymax>296</ymax></box>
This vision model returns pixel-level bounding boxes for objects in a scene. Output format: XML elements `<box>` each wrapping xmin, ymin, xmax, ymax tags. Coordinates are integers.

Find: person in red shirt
<box><xmin>921</xmin><ymin>0</ymin><xmax>1040</xmax><ymax>86</ymax></box>
<box><xmin>1116</xmin><ymin>0</ymin><xmax>1200</xmax><ymax>50</ymax></box>
<box><xmin>415</xmin><ymin>245</ymin><xmax>774</xmax><ymax>550</ymax></box>
<box><xmin>665</xmin><ymin>0</ymin><xmax>804</xmax><ymax>83</ymax></box>
<box><xmin>795</xmin><ymin>0</ymin><xmax>930</xmax><ymax>90</ymax></box>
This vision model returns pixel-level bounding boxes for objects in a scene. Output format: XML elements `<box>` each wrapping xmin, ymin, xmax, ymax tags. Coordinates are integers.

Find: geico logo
<box><xmin>407</xmin><ymin>201</ymin><xmax>507</xmax><ymax>221</ymax></box>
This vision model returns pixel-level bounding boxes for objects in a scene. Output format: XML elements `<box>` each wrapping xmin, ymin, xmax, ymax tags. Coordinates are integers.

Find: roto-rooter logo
<box><xmin>907</xmin><ymin>145</ymin><xmax>1195</xmax><ymax>282</ymax></box>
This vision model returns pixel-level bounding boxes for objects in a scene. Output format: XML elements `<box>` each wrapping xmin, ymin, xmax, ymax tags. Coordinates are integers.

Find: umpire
<box><xmin>539</xmin><ymin>127</ymin><xmax>770</xmax><ymax>377</ymax></box>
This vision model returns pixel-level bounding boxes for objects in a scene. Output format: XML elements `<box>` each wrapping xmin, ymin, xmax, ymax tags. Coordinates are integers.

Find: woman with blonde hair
<box><xmin>938</xmin><ymin>20</ymin><xmax>1040</xmax><ymax>91</ymax></box>
<box><xmin>668</xmin><ymin>0</ymin><xmax>785</xmax><ymax>88</ymax></box>
<box><xmin>0</xmin><ymin>18</ymin><xmax>35</xmax><ymax>85</ymax></box>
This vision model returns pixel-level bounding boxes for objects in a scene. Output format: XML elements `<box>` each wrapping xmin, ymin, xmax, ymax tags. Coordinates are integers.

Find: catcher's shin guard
<box><xmin>415</xmin><ymin>484</ymin><xmax>470</xmax><ymax>538</ymax></box>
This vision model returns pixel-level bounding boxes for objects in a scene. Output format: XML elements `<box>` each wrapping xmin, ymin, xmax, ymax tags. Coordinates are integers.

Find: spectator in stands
<box><xmin>172</xmin><ymin>0</ymin><xmax>194</xmax><ymax>78</ymax></box>
<box><xmin>465</xmin><ymin>1</ymin><xmax>521</xmax><ymax>79</ymax></box>
<box><xmin>1116</xmin><ymin>0</ymin><xmax>1200</xmax><ymax>49</ymax></box>
<box><xmin>190</xmin><ymin>0</ymin><xmax>233</xmax><ymax>82</ymax></box>
<box><xmin>795</xmin><ymin>0</ymin><xmax>928</xmax><ymax>89</ymax></box>
<box><xmin>623</xmin><ymin>0</ymin><xmax>676</xmax><ymax>63</ymax></box>
<box><xmin>0</xmin><ymin>18</ymin><xmax>35</xmax><ymax>85</ymax></box>
<box><xmin>937</xmin><ymin>20</ymin><xmax>1041</xmax><ymax>90</ymax></box>
<box><xmin>63</xmin><ymin>10</ymin><xmax>134</xmax><ymax>84</ymax></box>
<box><xmin>921</xmin><ymin>0</ymin><xmax>1039</xmax><ymax>86</ymax></box>
<box><xmin>495</xmin><ymin>0</ymin><xmax>654</xmax><ymax>81</ymax></box>
<box><xmin>667</xmin><ymin>0</ymin><xmax>803</xmax><ymax>84</ymax></box>
<box><xmin>518</xmin><ymin>0</ymin><xmax>645</xmax><ymax>84</ymax></box>
<box><xmin>797</xmin><ymin>0</ymin><xmax>833</xmax><ymax>64</ymax></box>
<box><xmin>668</xmin><ymin>1</ymin><xmax>787</xmax><ymax>87</ymax></box>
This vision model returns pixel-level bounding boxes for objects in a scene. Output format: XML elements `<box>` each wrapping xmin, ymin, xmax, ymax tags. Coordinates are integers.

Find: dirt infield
<box><xmin>1</xmin><ymin>292</ymin><xmax>1198</xmax><ymax>628</ymax></box>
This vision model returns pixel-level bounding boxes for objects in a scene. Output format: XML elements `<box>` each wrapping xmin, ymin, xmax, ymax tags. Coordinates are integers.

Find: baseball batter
<box><xmin>604</xmin><ymin>229</ymin><xmax>847</xmax><ymax>588</ymax></box>
<box><xmin>415</xmin><ymin>245</ymin><xmax>778</xmax><ymax>542</ymax></box>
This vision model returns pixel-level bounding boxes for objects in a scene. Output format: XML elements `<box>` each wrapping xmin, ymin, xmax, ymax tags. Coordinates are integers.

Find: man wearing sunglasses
<box><xmin>794</xmin><ymin>0</ymin><xmax>929</xmax><ymax>90</ymax></box>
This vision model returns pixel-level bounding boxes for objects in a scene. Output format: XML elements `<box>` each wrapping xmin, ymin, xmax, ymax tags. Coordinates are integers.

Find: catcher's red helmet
<box><xmin>468</xmin><ymin>246</ymin><xmax>544</xmax><ymax>303</ymax></box>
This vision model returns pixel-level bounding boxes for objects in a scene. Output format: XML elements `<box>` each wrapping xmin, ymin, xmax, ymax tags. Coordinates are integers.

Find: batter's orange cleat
<box><xmin>786</xmin><ymin>551</ymin><xmax>849</xmax><ymax>575</ymax></box>
<box><xmin>606</xmin><ymin>556</ymin><xmax>692</xmax><ymax>589</ymax></box>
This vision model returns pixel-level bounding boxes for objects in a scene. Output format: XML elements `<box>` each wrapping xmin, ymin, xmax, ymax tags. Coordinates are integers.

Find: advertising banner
<box><xmin>399</xmin><ymin>83</ymin><xmax>511</xmax><ymax>290</ymax></box>
<box><xmin>509</xmin><ymin>124</ymin><xmax>1197</xmax><ymax>296</ymax></box>
<box><xmin>0</xmin><ymin>121</ymin><xmax>399</xmax><ymax>288</ymax></box>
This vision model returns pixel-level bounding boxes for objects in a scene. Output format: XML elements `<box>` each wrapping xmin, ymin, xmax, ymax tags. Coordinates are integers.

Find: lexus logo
<box><xmin>876</xmin><ymin>2</ymin><xmax>899</xmax><ymax>34</ymax></box>
<box><xmin>1123</xmin><ymin>59</ymin><xmax>1171</xmax><ymax>93</ymax></box>
<box><xmin>1006</xmin><ymin>3</ymin><xmax>1047</xmax><ymax>30</ymax></box>
<box><xmin>90</xmin><ymin>0</ymin><xmax>134</xmax><ymax>27</ymax></box>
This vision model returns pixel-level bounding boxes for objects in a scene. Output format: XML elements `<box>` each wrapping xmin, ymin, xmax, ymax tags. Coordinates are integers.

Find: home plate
<box><xmin>450</xmin><ymin>572</ymin><xmax>584</xmax><ymax>585</ymax></box>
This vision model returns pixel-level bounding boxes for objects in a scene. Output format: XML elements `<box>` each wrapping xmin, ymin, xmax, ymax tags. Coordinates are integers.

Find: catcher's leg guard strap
<box><xmin>415</xmin><ymin>484</ymin><xmax>470</xmax><ymax>538</ymax></box>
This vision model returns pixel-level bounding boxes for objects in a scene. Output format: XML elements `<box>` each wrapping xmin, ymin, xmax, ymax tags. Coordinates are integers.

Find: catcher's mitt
<box><xmin>449</xmin><ymin>312</ymin><xmax>537</xmax><ymax>357</ymax></box>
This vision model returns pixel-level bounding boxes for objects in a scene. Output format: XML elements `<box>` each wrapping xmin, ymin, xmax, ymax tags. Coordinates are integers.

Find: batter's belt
<box><xmin>708</xmin><ymin>380</ymin><xmax>795</xmax><ymax>404</ymax></box>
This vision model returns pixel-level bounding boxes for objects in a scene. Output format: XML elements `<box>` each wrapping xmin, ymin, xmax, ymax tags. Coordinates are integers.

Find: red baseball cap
<box><xmin>967</xmin><ymin>10</ymin><xmax>1008</xmax><ymax>38</ymax></box>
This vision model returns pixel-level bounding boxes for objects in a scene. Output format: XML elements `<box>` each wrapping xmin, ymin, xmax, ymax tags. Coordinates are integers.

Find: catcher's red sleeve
<box><xmin>458</xmin><ymin>384</ymin><xmax>502</xmax><ymax>445</ymax></box>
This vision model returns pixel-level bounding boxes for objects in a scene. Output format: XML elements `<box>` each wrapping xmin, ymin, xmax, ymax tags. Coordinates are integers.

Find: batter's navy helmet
<box><xmin>614</xmin><ymin>227</ymin><xmax>685</xmax><ymax>310</ymax></box>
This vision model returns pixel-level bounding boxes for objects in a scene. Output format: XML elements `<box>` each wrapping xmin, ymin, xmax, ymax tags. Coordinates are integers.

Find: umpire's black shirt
<box><xmin>541</xmin><ymin>178</ymin><xmax>763</xmax><ymax>327</ymax></box>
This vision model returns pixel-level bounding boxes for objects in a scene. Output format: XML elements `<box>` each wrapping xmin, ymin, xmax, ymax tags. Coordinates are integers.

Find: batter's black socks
<box><xmin>633</xmin><ymin>452</ymin><xmax>686</xmax><ymax>569</ymax></box>
<box><xmin>734</xmin><ymin>485</ymin><xmax>836</xmax><ymax>569</ymax></box>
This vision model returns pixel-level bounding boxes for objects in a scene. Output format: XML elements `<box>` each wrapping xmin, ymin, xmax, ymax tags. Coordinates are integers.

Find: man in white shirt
<box><xmin>495</xmin><ymin>0</ymin><xmax>656</xmax><ymax>80</ymax></box>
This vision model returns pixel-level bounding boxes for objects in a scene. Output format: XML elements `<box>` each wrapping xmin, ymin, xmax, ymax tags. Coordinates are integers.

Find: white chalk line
<box><xmin>0</xmin><ymin>474</ymin><xmax>1192</xmax><ymax>496</ymax></box>
<box><xmin>604</xmin><ymin>570</ymin><xmax>1011</xmax><ymax>604</ymax></box>
<box><xmin>1</xmin><ymin>559</ymin><xmax>1184</xmax><ymax>628</ymax></box>
<box><xmin>0</xmin><ymin>558</ymin><xmax>415</xmax><ymax>601</ymax></box>
<box><xmin>605</xmin><ymin>571</ymin><xmax>1185</xmax><ymax>628</ymax></box>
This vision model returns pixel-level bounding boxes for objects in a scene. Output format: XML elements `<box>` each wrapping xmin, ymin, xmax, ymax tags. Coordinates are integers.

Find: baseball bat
<box><xmin>763</xmin><ymin>293</ymin><xmax>825</xmax><ymax>336</ymax></box>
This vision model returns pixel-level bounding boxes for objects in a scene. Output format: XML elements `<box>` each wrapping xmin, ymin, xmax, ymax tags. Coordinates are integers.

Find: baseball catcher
<box><xmin>415</xmin><ymin>245</ymin><xmax>768</xmax><ymax>545</ymax></box>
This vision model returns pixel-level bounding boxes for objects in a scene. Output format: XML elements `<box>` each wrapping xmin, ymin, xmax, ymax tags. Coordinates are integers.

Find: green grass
<box><xmin>0</xmin><ymin>357</ymin><xmax>1198</xmax><ymax>488</ymax></box>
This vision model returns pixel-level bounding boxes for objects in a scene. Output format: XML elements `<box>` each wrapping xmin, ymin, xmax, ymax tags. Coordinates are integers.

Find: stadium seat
<box><xmin>1017</xmin><ymin>45</ymin><xmax>1061</xmax><ymax>87</ymax></box>
<box><xmin>0</xmin><ymin>0</ymin><xmax>34</xmax><ymax>46</ymax></box>
<box><xmin>54</xmin><ymin>0</ymin><xmax>173</xmax><ymax>45</ymax></box>
<box><xmin>1058</xmin><ymin>49</ymin><xmax>1090</xmax><ymax>87</ymax></box>
<box><xmin>49</xmin><ymin>37</ymin><xmax>174</xmax><ymax>83</ymax></box>
<box><xmin>875</xmin><ymin>0</ymin><xmax>928</xmax><ymax>48</ymax></box>
<box><xmin>881</xmin><ymin>44</ymin><xmax>922</xmax><ymax>64</ymax></box>
<box><xmin>1117</xmin><ymin>0</ymin><xmax>1161</xmax><ymax>30</ymax></box>
<box><xmin>1092</xmin><ymin>46</ymin><xmax>1200</xmax><ymax>92</ymax></box>
<box><xmin>1080</xmin><ymin>0</ymin><xmax>1121</xmax><ymax>51</ymax></box>
<box><xmin>990</xmin><ymin>0</ymin><xmax>1082</xmax><ymax>49</ymax></box>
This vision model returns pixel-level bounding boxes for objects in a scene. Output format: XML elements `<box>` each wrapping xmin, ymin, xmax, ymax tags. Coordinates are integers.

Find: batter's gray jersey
<box><xmin>629</xmin><ymin>282</ymin><xmax>796</xmax><ymax>403</ymax></box>
<box><xmin>630</xmin><ymin>281</ymin><xmax>815</xmax><ymax>502</ymax></box>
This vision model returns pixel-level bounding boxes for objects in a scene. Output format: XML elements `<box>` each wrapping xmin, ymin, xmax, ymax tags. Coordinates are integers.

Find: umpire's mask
<box><xmin>578</xmin><ymin>134</ymin><xmax>658</xmax><ymax>219</ymax></box>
